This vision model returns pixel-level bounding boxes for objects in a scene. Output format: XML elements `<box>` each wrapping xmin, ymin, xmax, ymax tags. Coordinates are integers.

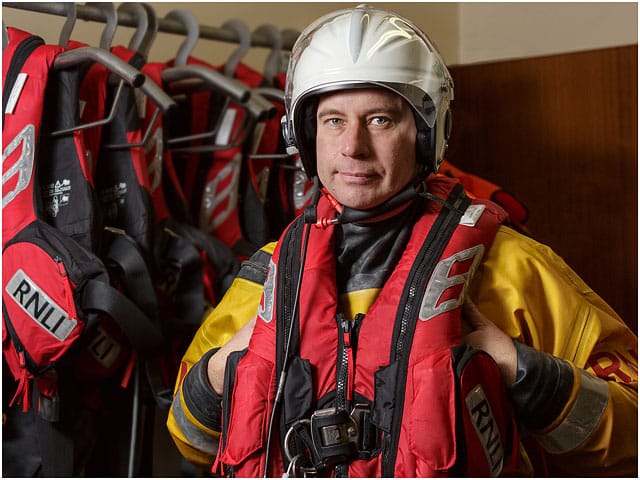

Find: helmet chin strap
<box><xmin>304</xmin><ymin>176</ymin><xmax>425</xmax><ymax>227</ymax></box>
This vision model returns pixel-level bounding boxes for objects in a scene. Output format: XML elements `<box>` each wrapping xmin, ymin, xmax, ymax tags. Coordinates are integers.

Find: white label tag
<box><xmin>5</xmin><ymin>73</ymin><xmax>28</xmax><ymax>115</ymax></box>
<box><xmin>215</xmin><ymin>108</ymin><xmax>237</xmax><ymax>145</ymax></box>
<box><xmin>460</xmin><ymin>204</ymin><xmax>486</xmax><ymax>227</ymax></box>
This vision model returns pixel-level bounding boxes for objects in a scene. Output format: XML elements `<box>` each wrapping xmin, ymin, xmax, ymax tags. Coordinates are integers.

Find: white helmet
<box><xmin>282</xmin><ymin>4</ymin><xmax>454</xmax><ymax>180</ymax></box>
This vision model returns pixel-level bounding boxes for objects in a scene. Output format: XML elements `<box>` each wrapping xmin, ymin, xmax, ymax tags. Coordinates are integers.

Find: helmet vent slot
<box><xmin>349</xmin><ymin>6</ymin><xmax>368</xmax><ymax>63</ymax></box>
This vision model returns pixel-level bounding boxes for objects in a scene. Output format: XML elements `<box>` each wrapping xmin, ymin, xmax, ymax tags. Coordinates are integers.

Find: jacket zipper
<box><xmin>382</xmin><ymin>186</ymin><xmax>470</xmax><ymax>476</ymax></box>
<box><xmin>335</xmin><ymin>313</ymin><xmax>352</xmax><ymax>411</ymax></box>
<box><xmin>334</xmin><ymin>313</ymin><xmax>362</xmax><ymax>477</ymax></box>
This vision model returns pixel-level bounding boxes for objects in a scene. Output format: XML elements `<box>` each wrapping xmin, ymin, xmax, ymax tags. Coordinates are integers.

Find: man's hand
<box><xmin>207</xmin><ymin>316</ymin><xmax>257</xmax><ymax>395</ymax></box>
<box><xmin>462</xmin><ymin>299</ymin><xmax>517</xmax><ymax>385</ymax></box>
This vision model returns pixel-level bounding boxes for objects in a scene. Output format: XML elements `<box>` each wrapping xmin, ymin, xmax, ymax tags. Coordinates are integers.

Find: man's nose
<box><xmin>341</xmin><ymin>122</ymin><xmax>370</xmax><ymax>158</ymax></box>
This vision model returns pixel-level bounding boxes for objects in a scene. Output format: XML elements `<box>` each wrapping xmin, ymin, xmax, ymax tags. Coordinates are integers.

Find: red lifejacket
<box><xmin>217</xmin><ymin>176</ymin><xmax>521</xmax><ymax>477</ymax></box>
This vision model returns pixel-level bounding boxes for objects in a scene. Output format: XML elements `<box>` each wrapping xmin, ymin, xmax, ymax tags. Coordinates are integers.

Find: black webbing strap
<box><xmin>80</xmin><ymin>279</ymin><xmax>164</xmax><ymax>358</ymax></box>
<box><xmin>104</xmin><ymin>230</ymin><xmax>158</xmax><ymax>321</ymax></box>
<box><xmin>161</xmin><ymin>231</ymin><xmax>204</xmax><ymax>328</ymax></box>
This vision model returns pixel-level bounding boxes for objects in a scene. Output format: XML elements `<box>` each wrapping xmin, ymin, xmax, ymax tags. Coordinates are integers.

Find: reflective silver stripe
<box><xmin>535</xmin><ymin>370</ymin><xmax>609</xmax><ymax>454</ymax></box>
<box><xmin>200</xmin><ymin>153</ymin><xmax>241</xmax><ymax>231</ymax></box>
<box><xmin>171</xmin><ymin>391</ymin><xmax>219</xmax><ymax>454</ymax></box>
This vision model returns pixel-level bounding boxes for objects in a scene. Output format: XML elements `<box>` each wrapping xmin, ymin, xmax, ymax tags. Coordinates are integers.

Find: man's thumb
<box><xmin>462</xmin><ymin>298</ymin><xmax>488</xmax><ymax>330</ymax></box>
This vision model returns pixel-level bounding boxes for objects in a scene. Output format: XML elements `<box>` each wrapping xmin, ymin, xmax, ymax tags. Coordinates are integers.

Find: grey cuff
<box><xmin>182</xmin><ymin>348</ymin><xmax>223</xmax><ymax>431</ymax></box>
<box><xmin>507</xmin><ymin>341</ymin><xmax>575</xmax><ymax>431</ymax></box>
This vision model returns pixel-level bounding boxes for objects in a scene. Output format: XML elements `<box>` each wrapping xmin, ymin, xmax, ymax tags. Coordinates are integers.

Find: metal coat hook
<box><xmin>117</xmin><ymin>3</ymin><xmax>149</xmax><ymax>53</ymax></box>
<box><xmin>2</xmin><ymin>20</ymin><xmax>8</xmax><ymax>52</ymax></box>
<box><xmin>246</xmin><ymin>92</ymin><xmax>277</xmax><ymax>121</ymax></box>
<box><xmin>93</xmin><ymin>3</ymin><xmax>117</xmax><ymax>50</ymax></box>
<box><xmin>102</xmin><ymin>108</ymin><xmax>161</xmax><ymax>150</ymax></box>
<box><xmin>253</xmin><ymin>87</ymin><xmax>284</xmax><ymax>104</ymax></box>
<box><xmin>223</xmin><ymin>19</ymin><xmax>251</xmax><ymax>77</ymax></box>
<box><xmin>138</xmin><ymin>3</ymin><xmax>159</xmax><ymax>58</ymax></box>
<box><xmin>254</xmin><ymin>24</ymin><xmax>282</xmax><ymax>87</ymax></box>
<box><xmin>162</xmin><ymin>65</ymin><xmax>250</xmax><ymax>103</ymax></box>
<box><xmin>50</xmin><ymin>46</ymin><xmax>145</xmax><ymax>137</ymax></box>
<box><xmin>165</xmin><ymin>9</ymin><xmax>199</xmax><ymax>66</ymax></box>
<box><xmin>51</xmin><ymin>79</ymin><xmax>127</xmax><ymax>137</ymax></box>
<box><xmin>3</xmin><ymin>3</ymin><xmax>301</xmax><ymax>51</ymax></box>
<box><xmin>52</xmin><ymin>46</ymin><xmax>144</xmax><ymax>85</ymax></box>
<box><xmin>162</xmin><ymin>64</ymin><xmax>251</xmax><ymax>147</ymax></box>
<box><xmin>102</xmin><ymin>72</ymin><xmax>177</xmax><ymax>149</ymax></box>
<box><xmin>58</xmin><ymin>2</ymin><xmax>77</xmax><ymax>48</ymax></box>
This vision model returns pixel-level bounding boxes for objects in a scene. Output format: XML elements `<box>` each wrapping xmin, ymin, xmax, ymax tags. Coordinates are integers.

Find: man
<box><xmin>167</xmin><ymin>5</ymin><xmax>637</xmax><ymax>477</ymax></box>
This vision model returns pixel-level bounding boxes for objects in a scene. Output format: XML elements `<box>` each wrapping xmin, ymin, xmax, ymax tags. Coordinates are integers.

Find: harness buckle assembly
<box><xmin>311</xmin><ymin>408</ymin><xmax>359</xmax><ymax>462</ymax></box>
<box><xmin>283</xmin><ymin>404</ymin><xmax>379</xmax><ymax>477</ymax></box>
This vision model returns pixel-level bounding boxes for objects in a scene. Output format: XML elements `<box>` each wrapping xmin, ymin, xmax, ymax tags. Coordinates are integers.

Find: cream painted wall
<box><xmin>458</xmin><ymin>2</ymin><xmax>638</xmax><ymax>65</ymax></box>
<box><xmin>2</xmin><ymin>2</ymin><xmax>637</xmax><ymax>68</ymax></box>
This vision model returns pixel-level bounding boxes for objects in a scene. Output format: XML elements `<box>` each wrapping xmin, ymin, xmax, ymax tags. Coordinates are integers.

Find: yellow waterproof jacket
<box><xmin>167</xmin><ymin>226</ymin><xmax>637</xmax><ymax>476</ymax></box>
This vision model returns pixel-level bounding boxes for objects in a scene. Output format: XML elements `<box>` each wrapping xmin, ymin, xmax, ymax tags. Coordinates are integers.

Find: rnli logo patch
<box><xmin>465</xmin><ymin>384</ymin><xmax>504</xmax><ymax>476</ymax></box>
<box><xmin>6</xmin><ymin>269</ymin><xmax>77</xmax><ymax>341</ymax></box>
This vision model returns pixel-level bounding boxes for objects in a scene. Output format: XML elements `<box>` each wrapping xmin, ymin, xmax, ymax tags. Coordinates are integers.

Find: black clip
<box><xmin>350</xmin><ymin>403</ymin><xmax>381</xmax><ymax>459</ymax></box>
<box><xmin>309</xmin><ymin>407</ymin><xmax>359</xmax><ymax>468</ymax></box>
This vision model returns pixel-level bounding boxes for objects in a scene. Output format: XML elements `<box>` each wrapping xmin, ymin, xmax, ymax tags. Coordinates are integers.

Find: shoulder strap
<box><xmin>275</xmin><ymin>215</ymin><xmax>306</xmax><ymax>372</ymax></box>
<box><xmin>272</xmin><ymin>214</ymin><xmax>306</xmax><ymax>466</ymax></box>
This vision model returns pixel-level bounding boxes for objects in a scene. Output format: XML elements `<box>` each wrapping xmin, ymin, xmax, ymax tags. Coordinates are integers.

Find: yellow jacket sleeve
<box><xmin>166</xmin><ymin>243</ymin><xmax>276</xmax><ymax>469</ymax></box>
<box><xmin>470</xmin><ymin>226</ymin><xmax>637</xmax><ymax>476</ymax></box>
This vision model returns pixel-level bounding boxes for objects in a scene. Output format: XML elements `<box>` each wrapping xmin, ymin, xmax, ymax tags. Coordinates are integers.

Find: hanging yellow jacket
<box><xmin>167</xmin><ymin>226</ymin><xmax>637</xmax><ymax>476</ymax></box>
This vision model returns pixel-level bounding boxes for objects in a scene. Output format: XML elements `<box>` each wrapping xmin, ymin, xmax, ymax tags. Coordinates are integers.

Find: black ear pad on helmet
<box><xmin>414</xmin><ymin>107</ymin><xmax>452</xmax><ymax>175</ymax></box>
<box><xmin>296</xmin><ymin>98</ymin><xmax>319</xmax><ymax>179</ymax></box>
<box><xmin>416</xmin><ymin>126</ymin><xmax>434</xmax><ymax>174</ymax></box>
<box><xmin>414</xmin><ymin>107</ymin><xmax>436</xmax><ymax>174</ymax></box>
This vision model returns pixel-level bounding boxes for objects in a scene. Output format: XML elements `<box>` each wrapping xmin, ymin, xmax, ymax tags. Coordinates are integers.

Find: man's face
<box><xmin>315</xmin><ymin>87</ymin><xmax>419</xmax><ymax>210</ymax></box>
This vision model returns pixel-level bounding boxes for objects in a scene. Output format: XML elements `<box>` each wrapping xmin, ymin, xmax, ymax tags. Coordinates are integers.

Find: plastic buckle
<box><xmin>309</xmin><ymin>408</ymin><xmax>359</xmax><ymax>468</ymax></box>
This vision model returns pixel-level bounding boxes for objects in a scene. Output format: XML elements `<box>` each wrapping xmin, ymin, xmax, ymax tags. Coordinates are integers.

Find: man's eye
<box><xmin>328</xmin><ymin>118</ymin><xmax>343</xmax><ymax>126</ymax></box>
<box><xmin>370</xmin><ymin>116</ymin><xmax>389</xmax><ymax>126</ymax></box>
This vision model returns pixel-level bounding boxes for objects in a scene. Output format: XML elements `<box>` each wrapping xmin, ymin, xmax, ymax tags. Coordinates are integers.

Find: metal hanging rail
<box><xmin>2</xmin><ymin>2</ymin><xmax>299</xmax><ymax>50</ymax></box>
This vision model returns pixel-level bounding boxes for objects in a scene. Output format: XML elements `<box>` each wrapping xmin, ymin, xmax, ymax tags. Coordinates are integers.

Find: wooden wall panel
<box><xmin>447</xmin><ymin>45</ymin><xmax>637</xmax><ymax>332</ymax></box>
